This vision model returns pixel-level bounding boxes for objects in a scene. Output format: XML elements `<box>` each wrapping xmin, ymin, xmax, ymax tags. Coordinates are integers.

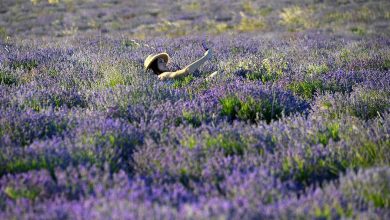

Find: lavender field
<box><xmin>0</xmin><ymin>0</ymin><xmax>389</xmax><ymax>219</ymax></box>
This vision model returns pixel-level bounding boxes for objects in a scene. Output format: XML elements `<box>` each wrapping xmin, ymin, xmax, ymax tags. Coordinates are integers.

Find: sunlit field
<box><xmin>0</xmin><ymin>0</ymin><xmax>389</xmax><ymax>219</ymax></box>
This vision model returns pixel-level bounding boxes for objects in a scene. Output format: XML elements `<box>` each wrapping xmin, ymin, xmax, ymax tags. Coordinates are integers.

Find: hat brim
<box><xmin>144</xmin><ymin>53</ymin><xmax>170</xmax><ymax>70</ymax></box>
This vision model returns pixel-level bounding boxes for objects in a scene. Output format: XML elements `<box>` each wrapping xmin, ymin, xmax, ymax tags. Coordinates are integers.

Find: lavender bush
<box><xmin>0</xmin><ymin>0</ymin><xmax>389</xmax><ymax>219</ymax></box>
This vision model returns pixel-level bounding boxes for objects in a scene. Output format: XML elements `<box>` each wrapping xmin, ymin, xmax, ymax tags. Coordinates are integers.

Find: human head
<box><xmin>149</xmin><ymin>58</ymin><xmax>168</xmax><ymax>75</ymax></box>
<box><xmin>144</xmin><ymin>53</ymin><xmax>170</xmax><ymax>75</ymax></box>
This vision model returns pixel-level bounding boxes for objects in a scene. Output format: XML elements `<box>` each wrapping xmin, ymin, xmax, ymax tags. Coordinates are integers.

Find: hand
<box><xmin>204</xmin><ymin>49</ymin><xmax>213</xmax><ymax>60</ymax></box>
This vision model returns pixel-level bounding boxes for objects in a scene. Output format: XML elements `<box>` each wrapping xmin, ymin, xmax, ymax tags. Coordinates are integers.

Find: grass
<box><xmin>243</xmin><ymin>57</ymin><xmax>287</xmax><ymax>83</ymax></box>
<box><xmin>11</xmin><ymin>59</ymin><xmax>38</xmax><ymax>71</ymax></box>
<box><xmin>4</xmin><ymin>186</ymin><xmax>41</xmax><ymax>200</ymax></box>
<box><xmin>288</xmin><ymin>80</ymin><xmax>324</xmax><ymax>100</ymax></box>
<box><xmin>0</xmin><ymin>155</ymin><xmax>58</xmax><ymax>178</ymax></box>
<box><xmin>281</xmin><ymin>154</ymin><xmax>341</xmax><ymax>186</ymax></box>
<box><xmin>306</xmin><ymin>64</ymin><xmax>329</xmax><ymax>76</ymax></box>
<box><xmin>0</xmin><ymin>70</ymin><xmax>18</xmax><ymax>86</ymax></box>
<box><xmin>175</xmin><ymin>110</ymin><xmax>202</xmax><ymax>127</ymax></box>
<box><xmin>279</xmin><ymin>6</ymin><xmax>316</xmax><ymax>31</ymax></box>
<box><xmin>173</xmin><ymin>75</ymin><xmax>195</xmax><ymax>88</ymax></box>
<box><xmin>316</xmin><ymin>123</ymin><xmax>340</xmax><ymax>146</ymax></box>
<box><xmin>205</xmin><ymin>133</ymin><xmax>246</xmax><ymax>156</ymax></box>
<box><xmin>350</xmin><ymin>26</ymin><xmax>367</xmax><ymax>36</ymax></box>
<box><xmin>220</xmin><ymin>95</ymin><xmax>283</xmax><ymax>123</ymax></box>
<box><xmin>236</xmin><ymin>14</ymin><xmax>267</xmax><ymax>32</ymax></box>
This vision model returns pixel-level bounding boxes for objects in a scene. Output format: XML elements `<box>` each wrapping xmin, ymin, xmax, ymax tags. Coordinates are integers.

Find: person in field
<box><xmin>144</xmin><ymin>47</ymin><xmax>216</xmax><ymax>80</ymax></box>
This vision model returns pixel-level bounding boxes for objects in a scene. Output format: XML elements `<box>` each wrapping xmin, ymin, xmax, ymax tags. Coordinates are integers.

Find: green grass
<box><xmin>306</xmin><ymin>64</ymin><xmax>329</xmax><ymax>75</ymax></box>
<box><xmin>316</xmin><ymin>123</ymin><xmax>340</xmax><ymax>146</ymax></box>
<box><xmin>349</xmin><ymin>90</ymin><xmax>390</xmax><ymax>120</ymax></box>
<box><xmin>205</xmin><ymin>133</ymin><xmax>246</xmax><ymax>156</ymax></box>
<box><xmin>4</xmin><ymin>186</ymin><xmax>41</xmax><ymax>200</ymax></box>
<box><xmin>175</xmin><ymin>110</ymin><xmax>202</xmax><ymax>127</ymax></box>
<box><xmin>180</xmin><ymin>135</ymin><xmax>197</xmax><ymax>149</ymax></box>
<box><xmin>350</xmin><ymin>26</ymin><xmax>367</xmax><ymax>36</ymax></box>
<box><xmin>0</xmin><ymin>155</ymin><xmax>58</xmax><ymax>178</ymax></box>
<box><xmin>288</xmin><ymin>80</ymin><xmax>324</xmax><ymax>100</ymax></box>
<box><xmin>220</xmin><ymin>95</ymin><xmax>242</xmax><ymax>120</ymax></box>
<box><xmin>281</xmin><ymin>154</ymin><xmax>341</xmax><ymax>186</ymax></box>
<box><xmin>11</xmin><ymin>59</ymin><xmax>38</xmax><ymax>71</ymax></box>
<box><xmin>279</xmin><ymin>6</ymin><xmax>316</xmax><ymax>31</ymax></box>
<box><xmin>173</xmin><ymin>75</ymin><xmax>195</xmax><ymax>88</ymax></box>
<box><xmin>349</xmin><ymin>141</ymin><xmax>389</xmax><ymax>169</ymax></box>
<box><xmin>382</xmin><ymin>59</ymin><xmax>390</xmax><ymax>71</ymax></box>
<box><xmin>0</xmin><ymin>70</ymin><xmax>17</xmax><ymax>86</ymax></box>
<box><xmin>259</xmin><ymin>58</ymin><xmax>286</xmax><ymax>82</ymax></box>
<box><xmin>220</xmin><ymin>95</ymin><xmax>283</xmax><ymax>123</ymax></box>
<box><xmin>364</xmin><ymin>190</ymin><xmax>389</xmax><ymax>208</ymax></box>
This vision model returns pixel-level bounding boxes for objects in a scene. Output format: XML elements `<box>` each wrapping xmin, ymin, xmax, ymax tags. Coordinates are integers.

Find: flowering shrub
<box><xmin>0</xmin><ymin>0</ymin><xmax>389</xmax><ymax>219</ymax></box>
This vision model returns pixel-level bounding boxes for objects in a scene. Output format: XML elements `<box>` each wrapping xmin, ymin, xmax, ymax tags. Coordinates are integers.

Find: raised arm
<box><xmin>158</xmin><ymin>49</ymin><xmax>213</xmax><ymax>80</ymax></box>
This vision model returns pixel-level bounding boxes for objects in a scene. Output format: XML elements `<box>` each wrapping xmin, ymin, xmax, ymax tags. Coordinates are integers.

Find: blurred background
<box><xmin>0</xmin><ymin>0</ymin><xmax>389</xmax><ymax>40</ymax></box>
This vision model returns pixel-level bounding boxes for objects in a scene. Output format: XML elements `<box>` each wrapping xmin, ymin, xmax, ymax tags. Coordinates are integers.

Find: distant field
<box><xmin>0</xmin><ymin>0</ymin><xmax>389</xmax><ymax>219</ymax></box>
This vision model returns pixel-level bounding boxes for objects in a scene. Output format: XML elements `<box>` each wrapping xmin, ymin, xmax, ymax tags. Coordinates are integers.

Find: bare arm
<box><xmin>158</xmin><ymin>49</ymin><xmax>213</xmax><ymax>80</ymax></box>
<box><xmin>157</xmin><ymin>68</ymin><xmax>189</xmax><ymax>80</ymax></box>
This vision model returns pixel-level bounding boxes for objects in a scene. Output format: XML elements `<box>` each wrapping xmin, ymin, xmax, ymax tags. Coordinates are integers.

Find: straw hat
<box><xmin>144</xmin><ymin>53</ymin><xmax>170</xmax><ymax>70</ymax></box>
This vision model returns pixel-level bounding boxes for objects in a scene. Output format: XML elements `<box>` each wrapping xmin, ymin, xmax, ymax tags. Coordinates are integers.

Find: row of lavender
<box><xmin>1</xmin><ymin>0</ymin><xmax>389</xmax><ymax>39</ymax></box>
<box><xmin>1</xmin><ymin>32</ymin><xmax>389</xmax><ymax>218</ymax></box>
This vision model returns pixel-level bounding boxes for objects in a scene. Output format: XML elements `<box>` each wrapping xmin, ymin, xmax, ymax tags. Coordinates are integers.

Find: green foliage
<box><xmin>220</xmin><ymin>95</ymin><xmax>283</xmax><ymax>123</ymax></box>
<box><xmin>316</xmin><ymin>90</ymin><xmax>390</xmax><ymax>120</ymax></box>
<box><xmin>2</xmin><ymin>118</ymin><xmax>70</xmax><ymax>147</ymax></box>
<box><xmin>341</xmin><ymin>168</ymin><xmax>390</xmax><ymax>209</ymax></box>
<box><xmin>350</xmin><ymin>26</ymin><xmax>367</xmax><ymax>36</ymax></box>
<box><xmin>48</xmin><ymin>69</ymin><xmax>59</xmax><ymax>77</ymax></box>
<box><xmin>0</xmin><ymin>26</ymin><xmax>7</xmax><ymax>40</ymax></box>
<box><xmin>306</xmin><ymin>64</ymin><xmax>329</xmax><ymax>75</ymax></box>
<box><xmin>382</xmin><ymin>59</ymin><xmax>390</xmax><ymax>71</ymax></box>
<box><xmin>279</xmin><ymin>6</ymin><xmax>316</xmax><ymax>31</ymax></box>
<box><xmin>121</xmin><ymin>39</ymin><xmax>140</xmax><ymax>48</ymax></box>
<box><xmin>241</xmin><ymin>1</ymin><xmax>255</xmax><ymax>15</ymax></box>
<box><xmin>245</xmin><ymin>58</ymin><xmax>287</xmax><ymax>83</ymax></box>
<box><xmin>180</xmin><ymin>135</ymin><xmax>197</xmax><ymax>150</ymax></box>
<box><xmin>349</xmin><ymin>90</ymin><xmax>390</xmax><ymax>120</ymax></box>
<box><xmin>155</xmin><ymin>20</ymin><xmax>189</xmax><ymax>38</ymax></box>
<box><xmin>25</xmin><ymin>99</ymin><xmax>41</xmax><ymax>112</ymax></box>
<box><xmin>288</xmin><ymin>80</ymin><xmax>324</xmax><ymax>100</ymax></box>
<box><xmin>0</xmin><ymin>70</ymin><xmax>18</xmax><ymax>86</ymax></box>
<box><xmin>206</xmin><ymin>20</ymin><xmax>231</xmax><ymax>34</ymax></box>
<box><xmin>324</xmin><ymin>6</ymin><xmax>374</xmax><ymax>24</ymax></box>
<box><xmin>0</xmin><ymin>155</ymin><xmax>57</xmax><ymax>177</ymax></box>
<box><xmin>182</xmin><ymin>2</ymin><xmax>201</xmax><ymax>12</ymax></box>
<box><xmin>354</xmin><ymin>7</ymin><xmax>375</xmax><ymax>22</ymax></box>
<box><xmin>339</xmin><ymin>48</ymin><xmax>351</xmax><ymax>64</ymax></box>
<box><xmin>175</xmin><ymin>110</ymin><xmax>202</xmax><ymax>127</ymax></box>
<box><xmin>220</xmin><ymin>96</ymin><xmax>241</xmax><ymax>120</ymax></box>
<box><xmin>238</xmin><ymin>96</ymin><xmax>283</xmax><ymax>123</ymax></box>
<box><xmin>205</xmin><ymin>133</ymin><xmax>245</xmax><ymax>156</ymax></box>
<box><xmin>259</xmin><ymin>7</ymin><xmax>273</xmax><ymax>17</ymax></box>
<box><xmin>88</xmin><ymin>131</ymin><xmax>142</xmax><ymax>172</ymax></box>
<box><xmin>236</xmin><ymin>14</ymin><xmax>266</xmax><ymax>32</ymax></box>
<box><xmin>314</xmin><ymin>204</ymin><xmax>332</xmax><ymax>220</ymax></box>
<box><xmin>4</xmin><ymin>186</ymin><xmax>40</xmax><ymax>200</ymax></box>
<box><xmin>324</xmin><ymin>11</ymin><xmax>353</xmax><ymax>24</ymax></box>
<box><xmin>173</xmin><ymin>75</ymin><xmax>194</xmax><ymax>88</ymax></box>
<box><xmin>237</xmin><ymin>96</ymin><xmax>262</xmax><ymax>121</ymax></box>
<box><xmin>349</xmin><ymin>141</ymin><xmax>389</xmax><ymax>169</ymax></box>
<box><xmin>281</xmin><ymin>154</ymin><xmax>341</xmax><ymax>186</ymax></box>
<box><xmin>364</xmin><ymin>191</ymin><xmax>389</xmax><ymax>208</ymax></box>
<box><xmin>182</xmin><ymin>111</ymin><xmax>201</xmax><ymax>127</ymax></box>
<box><xmin>97</xmin><ymin>61</ymin><xmax>133</xmax><ymax>88</ymax></box>
<box><xmin>11</xmin><ymin>59</ymin><xmax>38</xmax><ymax>71</ymax></box>
<box><xmin>316</xmin><ymin>123</ymin><xmax>340</xmax><ymax>146</ymax></box>
<box><xmin>314</xmin><ymin>202</ymin><xmax>353</xmax><ymax>219</ymax></box>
